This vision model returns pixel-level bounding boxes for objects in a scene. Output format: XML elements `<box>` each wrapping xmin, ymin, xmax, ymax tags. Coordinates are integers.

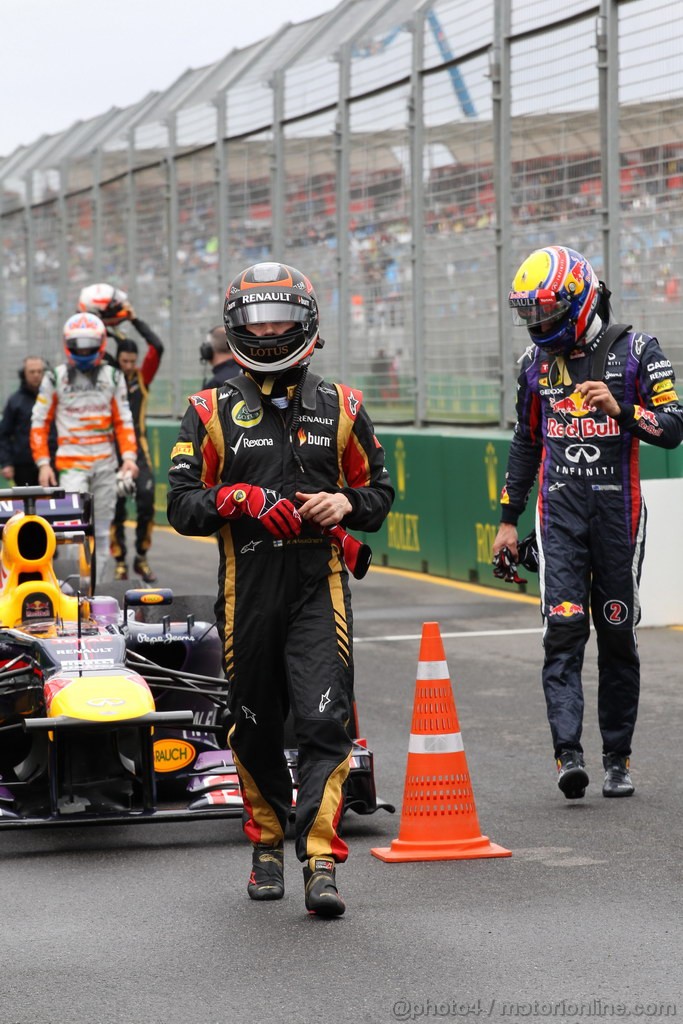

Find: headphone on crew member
<box><xmin>18</xmin><ymin>355</ymin><xmax>48</xmax><ymax>383</ymax></box>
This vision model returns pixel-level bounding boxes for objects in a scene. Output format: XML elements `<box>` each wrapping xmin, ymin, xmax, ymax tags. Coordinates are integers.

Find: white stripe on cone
<box><xmin>408</xmin><ymin>732</ymin><xmax>464</xmax><ymax>754</ymax></box>
<box><xmin>416</xmin><ymin>660</ymin><xmax>450</xmax><ymax>680</ymax></box>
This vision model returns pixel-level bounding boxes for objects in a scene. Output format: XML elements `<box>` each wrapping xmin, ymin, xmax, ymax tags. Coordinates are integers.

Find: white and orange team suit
<box><xmin>30</xmin><ymin>312</ymin><xmax>138</xmax><ymax>582</ymax></box>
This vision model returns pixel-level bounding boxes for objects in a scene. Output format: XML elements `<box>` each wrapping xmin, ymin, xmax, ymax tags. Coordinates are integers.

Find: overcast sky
<box><xmin>0</xmin><ymin>0</ymin><xmax>338</xmax><ymax>158</ymax></box>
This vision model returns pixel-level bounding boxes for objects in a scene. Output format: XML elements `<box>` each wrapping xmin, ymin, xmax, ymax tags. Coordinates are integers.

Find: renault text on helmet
<box><xmin>509</xmin><ymin>245</ymin><xmax>600</xmax><ymax>353</ymax></box>
<box><xmin>63</xmin><ymin>312</ymin><xmax>107</xmax><ymax>371</ymax></box>
<box><xmin>223</xmin><ymin>262</ymin><xmax>320</xmax><ymax>374</ymax></box>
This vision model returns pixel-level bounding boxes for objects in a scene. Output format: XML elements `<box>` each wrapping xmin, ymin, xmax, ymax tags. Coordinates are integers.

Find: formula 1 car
<box><xmin>0</xmin><ymin>487</ymin><xmax>393</xmax><ymax>828</ymax></box>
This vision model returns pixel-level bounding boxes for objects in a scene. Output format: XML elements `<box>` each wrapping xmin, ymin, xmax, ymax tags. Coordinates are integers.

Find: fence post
<box><xmin>335</xmin><ymin>40</ymin><xmax>351</xmax><ymax>383</ymax></box>
<box><xmin>93</xmin><ymin>147</ymin><xmax>103</xmax><ymax>280</ymax></box>
<box><xmin>25</xmin><ymin>173</ymin><xmax>35</xmax><ymax>351</ymax></box>
<box><xmin>410</xmin><ymin>7</ymin><xmax>426</xmax><ymax>427</ymax></box>
<box><xmin>598</xmin><ymin>0</ymin><xmax>621</xmax><ymax>311</ymax></box>
<box><xmin>271</xmin><ymin>67</ymin><xmax>285</xmax><ymax>260</ymax></box>
<box><xmin>492</xmin><ymin>0</ymin><xmax>513</xmax><ymax>427</ymax></box>
<box><xmin>126</xmin><ymin>127</ymin><xmax>137</xmax><ymax>295</ymax></box>
<box><xmin>167</xmin><ymin>114</ymin><xmax>180</xmax><ymax>418</ymax></box>
<box><xmin>58</xmin><ymin>160</ymin><xmax>69</xmax><ymax>326</ymax></box>
<box><xmin>214</xmin><ymin>91</ymin><xmax>228</xmax><ymax>299</ymax></box>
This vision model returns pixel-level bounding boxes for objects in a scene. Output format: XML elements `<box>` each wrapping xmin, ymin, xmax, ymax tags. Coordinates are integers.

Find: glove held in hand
<box><xmin>216</xmin><ymin>483</ymin><xmax>301</xmax><ymax>539</ymax></box>
<box><xmin>492</xmin><ymin>546</ymin><xmax>528</xmax><ymax>585</ymax></box>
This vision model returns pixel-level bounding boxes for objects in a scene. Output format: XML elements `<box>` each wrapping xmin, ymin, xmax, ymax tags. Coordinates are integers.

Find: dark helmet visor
<box><xmin>226</xmin><ymin>301</ymin><xmax>312</xmax><ymax>327</ymax></box>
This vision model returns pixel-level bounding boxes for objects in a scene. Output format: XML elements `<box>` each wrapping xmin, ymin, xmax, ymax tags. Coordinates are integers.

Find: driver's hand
<box><xmin>39</xmin><ymin>464</ymin><xmax>57</xmax><ymax>487</ymax></box>
<box><xmin>121</xmin><ymin>458</ymin><xmax>139</xmax><ymax>479</ymax></box>
<box><xmin>295</xmin><ymin>490</ymin><xmax>352</xmax><ymax>528</ymax></box>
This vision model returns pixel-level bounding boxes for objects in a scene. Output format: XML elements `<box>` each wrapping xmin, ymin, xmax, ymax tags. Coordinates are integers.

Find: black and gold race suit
<box><xmin>110</xmin><ymin>318</ymin><xmax>163</xmax><ymax>561</ymax></box>
<box><xmin>167</xmin><ymin>370</ymin><xmax>394</xmax><ymax>863</ymax></box>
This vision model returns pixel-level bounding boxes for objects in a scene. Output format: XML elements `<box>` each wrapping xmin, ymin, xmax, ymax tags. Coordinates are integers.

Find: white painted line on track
<box><xmin>354</xmin><ymin>627</ymin><xmax>543</xmax><ymax>644</ymax></box>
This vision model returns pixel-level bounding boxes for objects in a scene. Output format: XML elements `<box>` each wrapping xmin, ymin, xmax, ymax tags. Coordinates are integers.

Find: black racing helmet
<box><xmin>223</xmin><ymin>262</ymin><xmax>320</xmax><ymax>374</ymax></box>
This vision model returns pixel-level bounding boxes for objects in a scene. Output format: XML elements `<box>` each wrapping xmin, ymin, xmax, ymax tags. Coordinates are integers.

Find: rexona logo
<box><xmin>153</xmin><ymin>738</ymin><xmax>196</xmax><ymax>773</ymax></box>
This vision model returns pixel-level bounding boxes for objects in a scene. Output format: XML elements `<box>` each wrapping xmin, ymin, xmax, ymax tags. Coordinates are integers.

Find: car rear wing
<box><xmin>0</xmin><ymin>487</ymin><xmax>93</xmax><ymax>537</ymax></box>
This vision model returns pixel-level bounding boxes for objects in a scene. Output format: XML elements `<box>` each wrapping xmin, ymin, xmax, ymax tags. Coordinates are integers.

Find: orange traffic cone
<box><xmin>372</xmin><ymin>622</ymin><xmax>511</xmax><ymax>862</ymax></box>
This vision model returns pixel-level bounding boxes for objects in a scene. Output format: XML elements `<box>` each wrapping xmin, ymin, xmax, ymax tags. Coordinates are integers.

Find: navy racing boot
<box><xmin>556</xmin><ymin>749</ymin><xmax>589</xmax><ymax>800</ymax></box>
<box><xmin>602</xmin><ymin>754</ymin><xmax>635</xmax><ymax>798</ymax></box>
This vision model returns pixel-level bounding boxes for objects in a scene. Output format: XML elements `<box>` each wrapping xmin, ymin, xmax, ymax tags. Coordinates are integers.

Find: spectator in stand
<box><xmin>0</xmin><ymin>357</ymin><xmax>51</xmax><ymax>486</ymax></box>
<box><xmin>201</xmin><ymin>325</ymin><xmax>239</xmax><ymax>389</ymax></box>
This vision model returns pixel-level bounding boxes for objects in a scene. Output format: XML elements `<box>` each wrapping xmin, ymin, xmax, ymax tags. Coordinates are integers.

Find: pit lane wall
<box><xmin>147</xmin><ymin>421</ymin><xmax>683</xmax><ymax>627</ymax></box>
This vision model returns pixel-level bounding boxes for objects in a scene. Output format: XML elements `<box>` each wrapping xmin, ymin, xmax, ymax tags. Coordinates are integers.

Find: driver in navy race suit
<box><xmin>167</xmin><ymin>262</ymin><xmax>394</xmax><ymax>917</ymax></box>
<box><xmin>492</xmin><ymin>245</ymin><xmax>683</xmax><ymax>804</ymax></box>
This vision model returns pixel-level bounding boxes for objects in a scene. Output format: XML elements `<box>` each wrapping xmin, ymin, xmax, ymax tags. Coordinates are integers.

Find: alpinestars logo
<box><xmin>242</xmin><ymin>705</ymin><xmax>257</xmax><ymax>724</ymax></box>
<box><xmin>190</xmin><ymin>394</ymin><xmax>209</xmax><ymax>412</ymax></box>
<box><xmin>240</xmin><ymin>540</ymin><xmax>263</xmax><ymax>554</ymax></box>
<box><xmin>347</xmin><ymin>392</ymin><xmax>360</xmax><ymax>416</ymax></box>
<box><xmin>229</xmin><ymin>434</ymin><xmax>274</xmax><ymax>455</ymax></box>
<box><xmin>319</xmin><ymin>688</ymin><xmax>332</xmax><ymax>712</ymax></box>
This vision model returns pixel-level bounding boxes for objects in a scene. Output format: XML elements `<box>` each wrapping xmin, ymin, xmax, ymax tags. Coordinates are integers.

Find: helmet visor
<box><xmin>509</xmin><ymin>288</ymin><xmax>570</xmax><ymax>328</ymax></box>
<box><xmin>66</xmin><ymin>335</ymin><xmax>102</xmax><ymax>355</ymax></box>
<box><xmin>226</xmin><ymin>300</ymin><xmax>312</xmax><ymax>327</ymax></box>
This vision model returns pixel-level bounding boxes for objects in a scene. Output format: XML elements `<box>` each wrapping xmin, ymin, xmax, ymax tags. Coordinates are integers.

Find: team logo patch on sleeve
<box><xmin>171</xmin><ymin>441</ymin><xmax>194</xmax><ymax>459</ymax></box>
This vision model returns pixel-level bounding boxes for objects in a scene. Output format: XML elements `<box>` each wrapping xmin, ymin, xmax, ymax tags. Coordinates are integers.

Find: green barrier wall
<box><xmin>147</xmin><ymin>419</ymin><xmax>682</xmax><ymax>599</ymax></box>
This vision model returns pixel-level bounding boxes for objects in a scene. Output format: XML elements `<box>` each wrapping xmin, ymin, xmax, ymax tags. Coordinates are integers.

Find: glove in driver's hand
<box><xmin>216</xmin><ymin>483</ymin><xmax>301</xmax><ymax>539</ymax></box>
<box><xmin>492</xmin><ymin>546</ymin><xmax>528</xmax><ymax>585</ymax></box>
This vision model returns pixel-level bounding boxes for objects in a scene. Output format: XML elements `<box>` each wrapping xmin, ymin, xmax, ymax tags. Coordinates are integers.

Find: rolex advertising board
<box><xmin>147</xmin><ymin>420</ymin><xmax>679</xmax><ymax>600</ymax></box>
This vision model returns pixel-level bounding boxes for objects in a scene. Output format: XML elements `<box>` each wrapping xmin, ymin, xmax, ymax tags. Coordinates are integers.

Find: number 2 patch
<box><xmin>603</xmin><ymin>599</ymin><xmax>628</xmax><ymax>624</ymax></box>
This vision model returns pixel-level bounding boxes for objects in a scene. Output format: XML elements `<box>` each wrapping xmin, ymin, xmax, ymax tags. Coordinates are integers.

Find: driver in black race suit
<box><xmin>167</xmin><ymin>262</ymin><xmax>394</xmax><ymax>916</ymax></box>
<box><xmin>492</xmin><ymin>245</ymin><xmax>683</xmax><ymax>802</ymax></box>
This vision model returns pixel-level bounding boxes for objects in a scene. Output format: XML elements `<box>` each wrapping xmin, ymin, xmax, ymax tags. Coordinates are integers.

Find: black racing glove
<box><xmin>492</xmin><ymin>546</ymin><xmax>528</xmax><ymax>585</ymax></box>
<box><xmin>517</xmin><ymin>530</ymin><xmax>539</xmax><ymax>574</ymax></box>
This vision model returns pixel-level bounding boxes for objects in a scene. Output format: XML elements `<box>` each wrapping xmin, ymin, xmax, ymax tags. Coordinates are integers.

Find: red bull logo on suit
<box><xmin>547</xmin><ymin>416</ymin><xmax>620</xmax><ymax>439</ymax></box>
<box><xmin>548</xmin><ymin>601</ymin><xmax>585</xmax><ymax>618</ymax></box>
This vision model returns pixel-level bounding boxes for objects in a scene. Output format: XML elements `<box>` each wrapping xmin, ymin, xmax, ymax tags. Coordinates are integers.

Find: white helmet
<box><xmin>78</xmin><ymin>283</ymin><xmax>130</xmax><ymax>325</ymax></box>
<box><xmin>63</xmin><ymin>312</ymin><xmax>107</xmax><ymax>371</ymax></box>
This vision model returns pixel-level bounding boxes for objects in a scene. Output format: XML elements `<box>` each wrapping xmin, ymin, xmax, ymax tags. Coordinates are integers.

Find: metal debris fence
<box><xmin>1</xmin><ymin>0</ymin><xmax>682</xmax><ymax>425</ymax></box>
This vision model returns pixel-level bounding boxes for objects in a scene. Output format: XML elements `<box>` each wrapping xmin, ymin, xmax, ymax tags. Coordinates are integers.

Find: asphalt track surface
<box><xmin>2</xmin><ymin>526</ymin><xmax>682</xmax><ymax>1024</ymax></box>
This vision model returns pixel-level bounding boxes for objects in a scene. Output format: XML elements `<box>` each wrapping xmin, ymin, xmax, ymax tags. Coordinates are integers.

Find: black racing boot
<box><xmin>602</xmin><ymin>753</ymin><xmax>635</xmax><ymax>798</ymax></box>
<box><xmin>248</xmin><ymin>842</ymin><xmax>285</xmax><ymax>901</ymax></box>
<box><xmin>133</xmin><ymin>555</ymin><xmax>158</xmax><ymax>584</ymax></box>
<box><xmin>303</xmin><ymin>857</ymin><xmax>345</xmax><ymax>917</ymax></box>
<box><xmin>556</xmin><ymin>749</ymin><xmax>589</xmax><ymax>800</ymax></box>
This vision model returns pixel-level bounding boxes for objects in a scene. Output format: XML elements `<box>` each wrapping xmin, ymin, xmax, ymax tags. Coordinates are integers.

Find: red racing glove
<box><xmin>216</xmin><ymin>483</ymin><xmax>302</xmax><ymax>539</ymax></box>
<box><xmin>325</xmin><ymin>524</ymin><xmax>372</xmax><ymax>580</ymax></box>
